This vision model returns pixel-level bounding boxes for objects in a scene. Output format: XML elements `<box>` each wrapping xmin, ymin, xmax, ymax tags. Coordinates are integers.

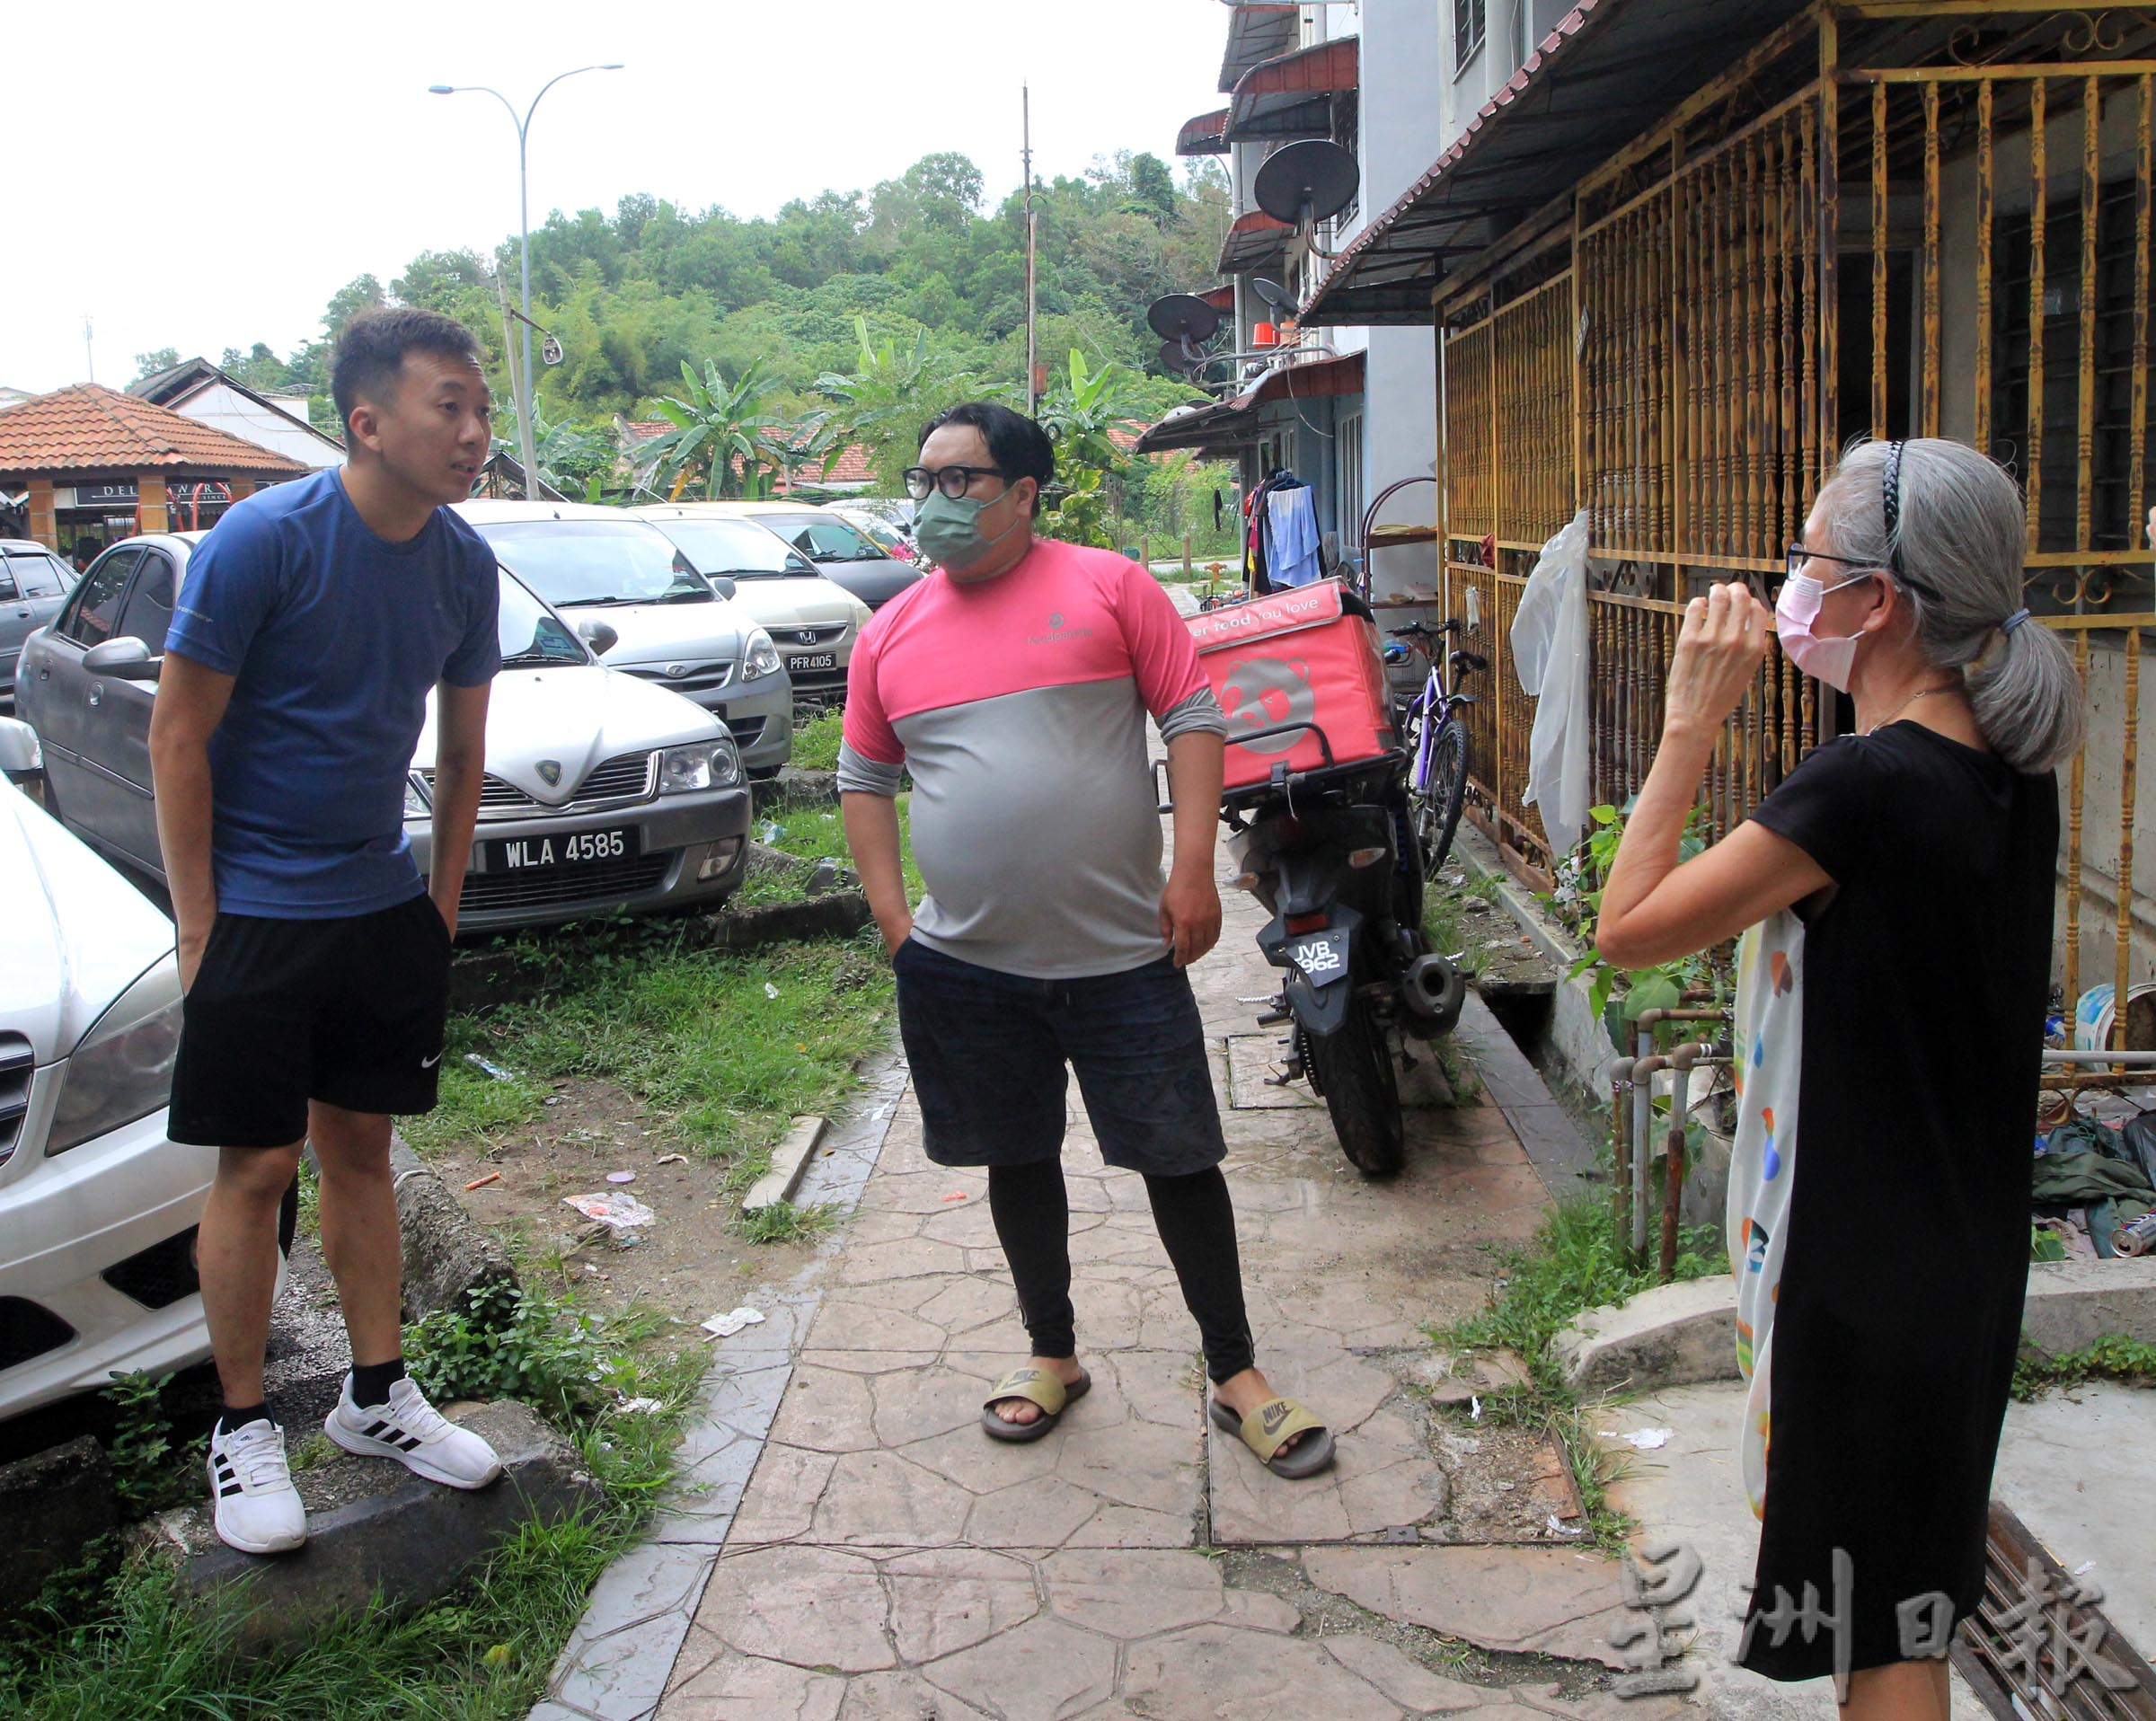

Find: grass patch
<box><xmin>2010</xmin><ymin>1334</ymin><xmax>2156</xmax><ymax>1402</ymax></box>
<box><xmin>737</xmin><ymin>793</ymin><xmax>920</xmax><ymax>910</ymax></box>
<box><xmin>1422</xmin><ymin>870</ymin><xmax>1503</xmax><ymax>964</ymax></box>
<box><xmin>4</xmin><ymin>1275</ymin><xmax>702</xmax><ymax>1718</ymax></box>
<box><xmin>791</xmin><ymin>706</ymin><xmax>844</xmax><ymax>771</ymax></box>
<box><xmin>405</xmin><ymin>930</ymin><xmax>894</xmax><ymax>1186</ymax></box>
<box><xmin>1429</xmin><ymin>1193</ymin><xmax>1721</xmax><ymax>1547</ymax></box>
<box><xmin>2</xmin><ymin>1508</ymin><xmax>625</xmax><ymax>1719</ymax></box>
<box><xmin>736</xmin><ymin>1199</ymin><xmax>842</xmax><ymax>1246</ymax></box>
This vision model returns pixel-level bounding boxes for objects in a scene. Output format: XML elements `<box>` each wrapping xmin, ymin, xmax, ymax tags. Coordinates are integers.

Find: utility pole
<box><xmin>430</xmin><ymin>64</ymin><xmax>623</xmax><ymax>499</ymax></box>
<box><xmin>1023</xmin><ymin>84</ymin><xmax>1038</xmax><ymax>417</ymax></box>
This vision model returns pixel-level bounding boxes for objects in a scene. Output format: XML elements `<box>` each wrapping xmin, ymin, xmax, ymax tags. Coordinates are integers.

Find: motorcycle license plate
<box><xmin>1286</xmin><ymin>931</ymin><xmax>1348</xmax><ymax>982</ymax></box>
<box><xmin>788</xmin><ymin>652</ymin><xmax>838</xmax><ymax>672</ymax></box>
<box><xmin>486</xmin><ymin>826</ymin><xmax>641</xmax><ymax>870</ymax></box>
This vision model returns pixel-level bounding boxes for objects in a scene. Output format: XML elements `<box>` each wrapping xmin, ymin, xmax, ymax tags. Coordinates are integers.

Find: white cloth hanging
<box><xmin>1508</xmin><ymin>508</ymin><xmax>1594</xmax><ymax>859</ymax></box>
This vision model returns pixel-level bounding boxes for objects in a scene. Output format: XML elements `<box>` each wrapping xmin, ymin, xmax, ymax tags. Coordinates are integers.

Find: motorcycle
<box><xmin>1219</xmin><ymin>722</ymin><xmax>1467</xmax><ymax>1175</ymax></box>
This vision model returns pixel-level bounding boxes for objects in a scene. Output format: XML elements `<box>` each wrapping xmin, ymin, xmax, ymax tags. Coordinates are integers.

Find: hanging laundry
<box><xmin>1265</xmin><ymin>483</ymin><xmax>1322</xmax><ymax>587</ymax></box>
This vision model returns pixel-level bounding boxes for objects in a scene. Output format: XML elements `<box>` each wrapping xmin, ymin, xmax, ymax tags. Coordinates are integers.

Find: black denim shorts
<box><xmin>894</xmin><ymin>939</ymin><xmax>1226</xmax><ymax>1176</ymax></box>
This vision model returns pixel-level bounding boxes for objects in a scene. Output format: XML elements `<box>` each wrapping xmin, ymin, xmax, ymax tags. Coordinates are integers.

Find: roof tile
<box><xmin>0</xmin><ymin>384</ymin><xmax>313</xmax><ymax>479</ymax></box>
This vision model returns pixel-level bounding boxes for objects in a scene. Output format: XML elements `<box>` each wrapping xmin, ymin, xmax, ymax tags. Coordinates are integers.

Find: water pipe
<box><xmin>1609</xmin><ymin>1055</ymin><xmax>1637</xmax><ymax>1258</ymax></box>
<box><xmin>1662</xmin><ymin>1043</ymin><xmax>1727</xmax><ymax>1281</ymax></box>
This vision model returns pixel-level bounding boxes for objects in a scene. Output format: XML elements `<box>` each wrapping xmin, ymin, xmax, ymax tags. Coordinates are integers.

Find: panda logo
<box><xmin>1220</xmin><ymin>657</ymin><xmax>1314</xmax><ymax>755</ymax></box>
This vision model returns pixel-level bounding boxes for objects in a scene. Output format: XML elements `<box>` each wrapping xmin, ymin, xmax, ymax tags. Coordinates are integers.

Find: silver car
<box><xmin>17</xmin><ymin>534</ymin><xmax>754</xmax><ymax>933</ymax></box>
<box><xmin>2</xmin><ymin>541</ymin><xmax>76</xmax><ymax>711</ymax></box>
<box><xmin>629</xmin><ymin>506</ymin><xmax>872</xmax><ymax>706</ymax></box>
<box><xmin>455</xmin><ymin>500</ymin><xmax>793</xmax><ymax>777</ymax></box>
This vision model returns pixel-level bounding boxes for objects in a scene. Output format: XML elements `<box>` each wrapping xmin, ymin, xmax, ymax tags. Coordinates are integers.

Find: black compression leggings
<box><xmin>985</xmin><ymin>1160</ymin><xmax>1256</xmax><ymax>1384</ymax></box>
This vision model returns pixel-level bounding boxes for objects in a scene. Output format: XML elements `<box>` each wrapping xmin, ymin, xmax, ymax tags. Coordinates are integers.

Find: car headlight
<box><xmin>404</xmin><ymin>773</ymin><xmax>431</xmax><ymax>818</ymax></box>
<box><xmin>742</xmin><ymin>628</ymin><xmax>782</xmax><ymax>681</ymax></box>
<box><xmin>48</xmin><ymin>956</ymin><xmax>182</xmax><ymax>1156</ymax></box>
<box><xmin>659</xmin><ymin>739</ymin><xmax>742</xmax><ymax>794</ymax></box>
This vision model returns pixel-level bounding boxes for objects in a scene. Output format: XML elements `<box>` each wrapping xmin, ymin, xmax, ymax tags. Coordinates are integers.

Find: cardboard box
<box><xmin>1186</xmin><ymin>579</ymin><xmax>1396</xmax><ymax>792</ymax></box>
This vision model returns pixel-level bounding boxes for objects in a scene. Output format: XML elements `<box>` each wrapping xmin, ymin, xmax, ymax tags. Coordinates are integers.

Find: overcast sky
<box><xmin>13</xmin><ymin>0</ymin><xmax>1250</xmax><ymax>394</ymax></box>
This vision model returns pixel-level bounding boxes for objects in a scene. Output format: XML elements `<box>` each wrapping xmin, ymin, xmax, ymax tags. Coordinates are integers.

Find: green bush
<box><xmin>405</xmin><ymin>1283</ymin><xmax>632</xmax><ymax>1423</ymax></box>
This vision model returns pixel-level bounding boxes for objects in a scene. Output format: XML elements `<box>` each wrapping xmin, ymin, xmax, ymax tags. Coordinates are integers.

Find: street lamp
<box><xmin>429</xmin><ymin>63</ymin><xmax>624</xmax><ymax>498</ymax></box>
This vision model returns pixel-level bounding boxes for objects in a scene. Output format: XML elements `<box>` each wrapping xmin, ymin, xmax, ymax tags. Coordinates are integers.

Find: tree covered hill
<box><xmin>138</xmin><ymin>150</ymin><xmax>1228</xmax><ymax>435</ymax></box>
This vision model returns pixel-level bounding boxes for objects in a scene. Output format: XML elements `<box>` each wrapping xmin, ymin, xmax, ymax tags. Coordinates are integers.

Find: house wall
<box><xmin>1355</xmin><ymin>0</ymin><xmax>1453</xmax><ymax>599</ymax></box>
<box><xmin>172</xmin><ymin>382</ymin><xmax>341</xmax><ymax>469</ymax></box>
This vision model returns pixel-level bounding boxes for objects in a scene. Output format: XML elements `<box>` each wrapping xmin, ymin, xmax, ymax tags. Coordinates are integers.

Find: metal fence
<box><xmin>1431</xmin><ymin>0</ymin><xmax>2154</xmax><ymax>1021</ymax></box>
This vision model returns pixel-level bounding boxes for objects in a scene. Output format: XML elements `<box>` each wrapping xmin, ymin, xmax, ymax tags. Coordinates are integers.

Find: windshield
<box><xmin>476</xmin><ymin>519</ymin><xmax>714</xmax><ymax>607</ymax></box>
<box><xmin>646</xmin><ymin>516</ymin><xmax>816</xmax><ymax>578</ymax></box>
<box><xmin>496</xmin><ymin>572</ymin><xmax>588</xmax><ymax>668</ymax></box>
<box><xmin>764</xmin><ymin>512</ymin><xmax>890</xmax><ymax>565</ymax></box>
<box><xmin>842</xmin><ymin>515</ymin><xmax>909</xmax><ymax>554</ymax></box>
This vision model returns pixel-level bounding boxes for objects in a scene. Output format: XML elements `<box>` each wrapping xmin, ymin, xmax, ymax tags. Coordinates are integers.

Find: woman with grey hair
<box><xmin>1595</xmin><ymin>437</ymin><xmax>2079</xmax><ymax>1719</ymax></box>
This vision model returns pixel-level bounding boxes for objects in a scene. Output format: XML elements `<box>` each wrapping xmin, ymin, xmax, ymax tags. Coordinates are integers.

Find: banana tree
<box><xmin>633</xmin><ymin>357</ymin><xmax>790</xmax><ymax>500</ymax></box>
<box><xmin>808</xmin><ymin>317</ymin><xmax>996</xmax><ymax>496</ymax></box>
<box><xmin>1038</xmin><ymin>349</ymin><xmax>1144</xmax><ymax>548</ymax></box>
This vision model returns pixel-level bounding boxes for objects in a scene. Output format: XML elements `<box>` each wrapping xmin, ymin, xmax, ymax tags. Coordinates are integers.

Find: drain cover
<box><xmin>1951</xmin><ymin>1502</ymin><xmax>2156</xmax><ymax>1719</ymax></box>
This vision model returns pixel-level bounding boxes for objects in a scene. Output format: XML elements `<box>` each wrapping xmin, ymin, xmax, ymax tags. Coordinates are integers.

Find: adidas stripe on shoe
<box><xmin>208</xmin><ymin>1417</ymin><xmax>307</xmax><ymax>1555</ymax></box>
<box><xmin>323</xmin><ymin>1375</ymin><xmax>504</xmax><ymax>1489</ymax></box>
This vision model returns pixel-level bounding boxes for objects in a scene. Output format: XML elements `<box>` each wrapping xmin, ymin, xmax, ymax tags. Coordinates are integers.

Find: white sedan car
<box><xmin>0</xmin><ymin>718</ymin><xmax>289</xmax><ymax>1422</ymax></box>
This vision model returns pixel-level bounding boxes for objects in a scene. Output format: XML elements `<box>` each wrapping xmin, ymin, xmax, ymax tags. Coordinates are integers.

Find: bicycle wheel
<box><xmin>1413</xmin><ymin>718</ymin><xmax>1471</xmax><ymax>877</ymax></box>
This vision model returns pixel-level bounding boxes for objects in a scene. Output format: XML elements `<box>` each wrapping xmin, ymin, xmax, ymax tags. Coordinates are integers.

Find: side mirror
<box><xmin>83</xmin><ymin>637</ymin><xmax>161</xmax><ymax>681</ymax></box>
<box><xmin>576</xmin><ymin>618</ymin><xmax>620</xmax><ymax>658</ymax></box>
<box><xmin>0</xmin><ymin>716</ymin><xmax>40</xmax><ymax>777</ymax></box>
<box><xmin>707</xmin><ymin>575</ymin><xmax>738</xmax><ymax>601</ymax></box>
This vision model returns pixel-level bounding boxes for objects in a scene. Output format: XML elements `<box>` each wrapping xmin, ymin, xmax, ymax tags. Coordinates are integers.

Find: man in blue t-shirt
<box><xmin>150</xmin><ymin>307</ymin><xmax>506</xmax><ymax>1555</ymax></box>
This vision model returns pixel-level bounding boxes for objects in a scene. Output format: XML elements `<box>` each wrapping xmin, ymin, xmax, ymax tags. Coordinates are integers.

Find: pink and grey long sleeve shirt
<box><xmin>837</xmin><ymin>538</ymin><xmax>1228</xmax><ymax>980</ymax></box>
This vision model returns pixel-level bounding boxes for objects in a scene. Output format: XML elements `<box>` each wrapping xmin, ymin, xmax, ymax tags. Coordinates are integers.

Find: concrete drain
<box><xmin>1950</xmin><ymin>1502</ymin><xmax>2156</xmax><ymax>1719</ymax></box>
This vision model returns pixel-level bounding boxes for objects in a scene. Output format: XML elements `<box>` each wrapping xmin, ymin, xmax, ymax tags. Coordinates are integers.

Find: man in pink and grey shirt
<box><xmin>839</xmin><ymin>403</ymin><xmax>1332</xmax><ymax>1478</ymax></box>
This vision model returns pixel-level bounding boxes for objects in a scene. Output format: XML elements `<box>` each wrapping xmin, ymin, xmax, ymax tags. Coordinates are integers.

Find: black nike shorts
<box><xmin>169</xmin><ymin>892</ymin><xmax>454</xmax><ymax>1148</ymax></box>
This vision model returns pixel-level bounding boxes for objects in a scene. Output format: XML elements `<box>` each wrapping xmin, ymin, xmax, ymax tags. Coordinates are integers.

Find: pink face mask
<box><xmin>1774</xmin><ymin>571</ymin><xmax>1870</xmax><ymax>692</ymax></box>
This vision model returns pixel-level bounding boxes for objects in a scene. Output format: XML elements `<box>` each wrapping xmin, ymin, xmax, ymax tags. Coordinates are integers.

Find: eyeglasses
<box><xmin>1785</xmin><ymin>543</ymin><xmax>1880</xmax><ymax>584</ymax></box>
<box><xmin>1784</xmin><ymin>543</ymin><xmax>1941</xmax><ymax>601</ymax></box>
<box><xmin>904</xmin><ymin>464</ymin><xmax>1009</xmax><ymax>501</ymax></box>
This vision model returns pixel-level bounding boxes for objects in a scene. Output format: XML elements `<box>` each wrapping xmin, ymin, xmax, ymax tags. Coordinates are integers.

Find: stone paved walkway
<box><xmin>538</xmin><ymin>793</ymin><xmax>1702</xmax><ymax>1721</ymax></box>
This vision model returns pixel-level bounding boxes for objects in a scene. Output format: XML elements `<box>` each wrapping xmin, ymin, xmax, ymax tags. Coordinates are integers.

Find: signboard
<box><xmin>66</xmin><ymin>482</ymin><xmax>138</xmax><ymax>507</ymax></box>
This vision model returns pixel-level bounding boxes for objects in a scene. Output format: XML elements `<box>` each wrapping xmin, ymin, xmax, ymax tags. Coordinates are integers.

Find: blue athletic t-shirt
<box><xmin>165</xmin><ymin>469</ymin><xmax>500</xmax><ymax>919</ymax></box>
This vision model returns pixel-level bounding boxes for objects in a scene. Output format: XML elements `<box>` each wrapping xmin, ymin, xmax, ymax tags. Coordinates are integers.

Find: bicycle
<box><xmin>1384</xmin><ymin>618</ymin><xmax>1486</xmax><ymax>878</ymax></box>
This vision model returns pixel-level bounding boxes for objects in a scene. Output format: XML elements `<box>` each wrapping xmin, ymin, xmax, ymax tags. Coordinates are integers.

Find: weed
<box><xmin>98</xmin><ymin>1371</ymin><xmax>190</xmax><ymax>1521</ymax></box>
<box><xmin>736</xmin><ymin>1199</ymin><xmax>840</xmax><ymax>1245</ymax></box>
<box><xmin>2010</xmin><ymin>1334</ymin><xmax>2156</xmax><ymax>1401</ymax></box>
<box><xmin>406</xmin><ymin>1281</ymin><xmax>642</xmax><ymax>1424</ymax></box>
<box><xmin>791</xmin><ymin>706</ymin><xmax>844</xmax><ymax>771</ymax></box>
<box><xmin>1428</xmin><ymin>1194</ymin><xmax>1721</xmax><ymax>1549</ymax></box>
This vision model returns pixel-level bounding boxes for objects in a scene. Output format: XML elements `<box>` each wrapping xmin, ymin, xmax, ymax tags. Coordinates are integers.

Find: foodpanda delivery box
<box><xmin>1186</xmin><ymin>578</ymin><xmax>1396</xmax><ymax>793</ymax></box>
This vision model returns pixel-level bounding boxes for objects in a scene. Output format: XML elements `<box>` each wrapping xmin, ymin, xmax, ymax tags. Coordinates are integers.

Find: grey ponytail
<box><xmin>1817</xmin><ymin>437</ymin><xmax>2084</xmax><ymax>773</ymax></box>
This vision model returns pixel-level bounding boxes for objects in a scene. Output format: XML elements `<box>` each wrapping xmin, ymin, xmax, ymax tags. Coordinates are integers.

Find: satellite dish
<box><xmin>1157</xmin><ymin>340</ymin><xmax>1206</xmax><ymax>379</ymax></box>
<box><xmin>1253</xmin><ymin>278</ymin><xmax>1292</xmax><ymax>311</ymax></box>
<box><xmin>1146</xmin><ymin>293</ymin><xmax>1224</xmax><ymax>346</ymax></box>
<box><xmin>1253</xmin><ymin>138</ymin><xmax>1361</xmax><ymax>226</ymax></box>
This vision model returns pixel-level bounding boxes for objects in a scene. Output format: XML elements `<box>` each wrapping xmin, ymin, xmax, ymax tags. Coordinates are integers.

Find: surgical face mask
<box><xmin>914</xmin><ymin>484</ymin><xmax>1029</xmax><ymax>575</ymax></box>
<box><xmin>1774</xmin><ymin>569</ymin><xmax>1874</xmax><ymax>693</ymax></box>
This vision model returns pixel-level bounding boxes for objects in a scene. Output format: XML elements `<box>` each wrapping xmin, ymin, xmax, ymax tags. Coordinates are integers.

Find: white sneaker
<box><xmin>208</xmin><ymin>1417</ymin><xmax>307</xmax><ymax>1555</ymax></box>
<box><xmin>324</xmin><ymin>1375</ymin><xmax>504</xmax><ymax>1490</ymax></box>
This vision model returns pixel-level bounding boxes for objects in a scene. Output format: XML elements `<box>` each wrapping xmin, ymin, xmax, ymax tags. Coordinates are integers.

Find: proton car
<box><xmin>630</xmin><ymin>505</ymin><xmax>872</xmax><ymax>706</ymax></box>
<box><xmin>455</xmin><ymin>501</ymin><xmax>792</xmax><ymax>775</ymax></box>
<box><xmin>17</xmin><ymin>535</ymin><xmax>753</xmax><ymax>933</ymax></box>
